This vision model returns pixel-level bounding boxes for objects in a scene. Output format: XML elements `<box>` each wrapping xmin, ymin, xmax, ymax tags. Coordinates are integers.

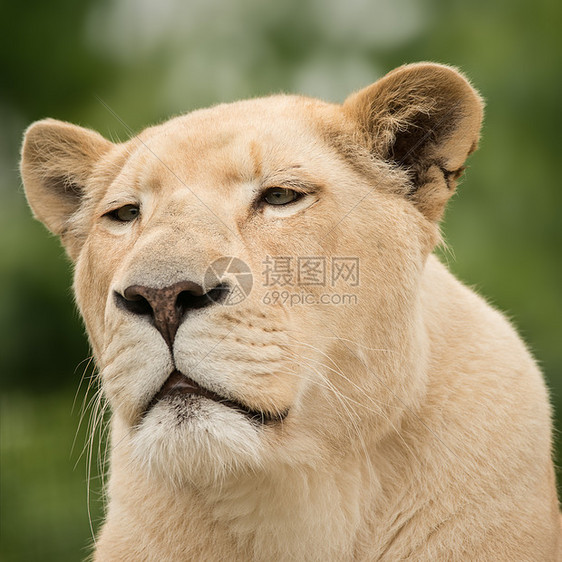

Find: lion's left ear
<box><xmin>21</xmin><ymin>119</ymin><xmax>113</xmax><ymax>236</ymax></box>
<box><xmin>20</xmin><ymin>119</ymin><xmax>113</xmax><ymax>259</ymax></box>
<box><xmin>343</xmin><ymin>63</ymin><xmax>484</xmax><ymax>221</ymax></box>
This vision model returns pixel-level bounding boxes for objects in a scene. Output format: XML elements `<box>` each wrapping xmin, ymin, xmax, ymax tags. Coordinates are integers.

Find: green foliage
<box><xmin>1</xmin><ymin>0</ymin><xmax>561</xmax><ymax>559</ymax></box>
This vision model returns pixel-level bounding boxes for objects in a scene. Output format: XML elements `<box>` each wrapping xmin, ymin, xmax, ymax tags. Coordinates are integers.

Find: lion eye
<box><xmin>107</xmin><ymin>204</ymin><xmax>140</xmax><ymax>222</ymax></box>
<box><xmin>263</xmin><ymin>188</ymin><xmax>300</xmax><ymax>206</ymax></box>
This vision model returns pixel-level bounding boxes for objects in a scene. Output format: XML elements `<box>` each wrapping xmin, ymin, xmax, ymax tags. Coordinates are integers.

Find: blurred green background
<box><xmin>1</xmin><ymin>0</ymin><xmax>561</xmax><ymax>559</ymax></box>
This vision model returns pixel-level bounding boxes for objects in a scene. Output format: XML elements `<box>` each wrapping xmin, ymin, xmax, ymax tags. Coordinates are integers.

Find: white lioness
<box><xmin>21</xmin><ymin>63</ymin><xmax>561</xmax><ymax>560</ymax></box>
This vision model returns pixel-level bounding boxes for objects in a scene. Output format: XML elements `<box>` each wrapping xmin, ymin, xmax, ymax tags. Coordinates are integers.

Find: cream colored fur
<box><xmin>21</xmin><ymin>63</ymin><xmax>561</xmax><ymax>560</ymax></box>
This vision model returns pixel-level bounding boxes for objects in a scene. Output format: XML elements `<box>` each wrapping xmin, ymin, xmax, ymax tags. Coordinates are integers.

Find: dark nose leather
<box><xmin>115</xmin><ymin>280</ymin><xmax>228</xmax><ymax>347</ymax></box>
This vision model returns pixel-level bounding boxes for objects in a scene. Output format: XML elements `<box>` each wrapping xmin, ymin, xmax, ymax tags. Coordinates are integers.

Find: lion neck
<box><xmin>98</xmin><ymin>419</ymin><xmax>382</xmax><ymax>560</ymax></box>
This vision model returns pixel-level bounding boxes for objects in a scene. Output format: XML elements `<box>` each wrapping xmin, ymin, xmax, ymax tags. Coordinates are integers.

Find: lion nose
<box><xmin>115</xmin><ymin>280</ymin><xmax>229</xmax><ymax>348</ymax></box>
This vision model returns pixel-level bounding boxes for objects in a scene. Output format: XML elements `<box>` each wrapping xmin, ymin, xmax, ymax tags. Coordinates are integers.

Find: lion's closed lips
<box><xmin>146</xmin><ymin>369</ymin><xmax>287</xmax><ymax>424</ymax></box>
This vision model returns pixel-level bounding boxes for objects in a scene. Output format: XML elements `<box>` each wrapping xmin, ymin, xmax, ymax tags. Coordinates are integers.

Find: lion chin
<box><xmin>21</xmin><ymin>62</ymin><xmax>562</xmax><ymax>561</ymax></box>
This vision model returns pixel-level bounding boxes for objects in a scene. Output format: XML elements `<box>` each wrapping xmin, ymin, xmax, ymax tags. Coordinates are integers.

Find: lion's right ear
<box><xmin>20</xmin><ymin>119</ymin><xmax>112</xmax><ymax>242</ymax></box>
<box><xmin>343</xmin><ymin>63</ymin><xmax>484</xmax><ymax>222</ymax></box>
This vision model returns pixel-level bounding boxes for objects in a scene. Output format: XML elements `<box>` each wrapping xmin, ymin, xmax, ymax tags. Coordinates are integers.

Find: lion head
<box><xmin>21</xmin><ymin>63</ymin><xmax>483</xmax><ymax>488</ymax></box>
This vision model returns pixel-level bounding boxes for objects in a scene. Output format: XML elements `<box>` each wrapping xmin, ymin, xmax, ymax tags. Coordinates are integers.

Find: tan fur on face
<box><xmin>21</xmin><ymin>63</ymin><xmax>561</xmax><ymax>560</ymax></box>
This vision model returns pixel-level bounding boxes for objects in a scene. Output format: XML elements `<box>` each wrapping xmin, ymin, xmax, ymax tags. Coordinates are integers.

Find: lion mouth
<box><xmin>146</xmin><ymin>370</ymin><xmax>287</xmax><ymax>424</ymax></box>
